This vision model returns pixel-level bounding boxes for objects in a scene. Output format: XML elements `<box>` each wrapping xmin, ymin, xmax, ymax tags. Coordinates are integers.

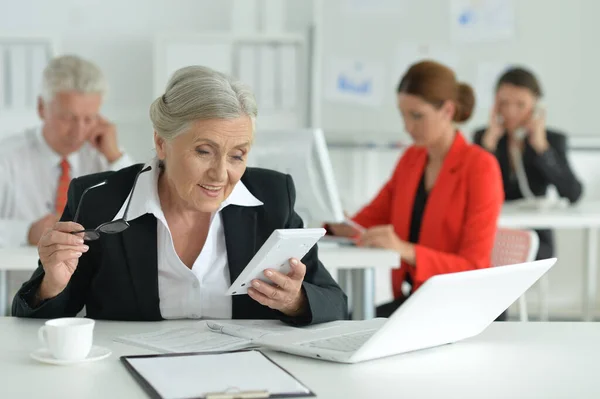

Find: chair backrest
<box><xmin>491</xmin><ymin>228</ymin><xmax>540</xmax><ymax>267</ymax></box>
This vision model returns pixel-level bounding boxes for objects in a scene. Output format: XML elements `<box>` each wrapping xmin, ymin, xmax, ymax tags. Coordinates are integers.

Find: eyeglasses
<box><xmin>71</xmin><ymin>166</ymin><xmax>152</xmax><ymax>241</ymax></box>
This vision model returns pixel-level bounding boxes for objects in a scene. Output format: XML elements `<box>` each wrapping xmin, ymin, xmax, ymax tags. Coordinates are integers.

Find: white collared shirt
<box><xmin>111</xmin><ymin>159</ymin><xmax>263</xmax><ymax>320</ymax></box>
<box><xmin>0</xmin><ymin>127</ymin><xmax>133</xmax><ymax>247</ymax></box>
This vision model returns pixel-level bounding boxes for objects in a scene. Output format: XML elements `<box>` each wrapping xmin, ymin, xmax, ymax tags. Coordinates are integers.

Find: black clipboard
<box><xmin>121</xmin><ymin>349</ymin><xmax>316</xmax><ymax>399</ymax></box>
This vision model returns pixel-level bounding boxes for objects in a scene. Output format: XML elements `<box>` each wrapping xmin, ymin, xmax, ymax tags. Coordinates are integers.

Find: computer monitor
<box><xmin>248</xmin><ymin>128</ymin><xmax>344</xmax><ymax>226</ymax></box>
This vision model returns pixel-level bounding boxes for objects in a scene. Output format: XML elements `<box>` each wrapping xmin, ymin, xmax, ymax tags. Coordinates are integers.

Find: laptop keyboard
<box><xmin>300</xmin><ymin>330</ymin><xmax>377</xmax><ymax>352</ymax></box>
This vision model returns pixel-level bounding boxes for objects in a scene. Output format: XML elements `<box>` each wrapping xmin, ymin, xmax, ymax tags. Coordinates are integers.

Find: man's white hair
<box><xmin>41</xmin><ymin>55</ymin><xmax>107</xmax><ymax>102</ymax></box>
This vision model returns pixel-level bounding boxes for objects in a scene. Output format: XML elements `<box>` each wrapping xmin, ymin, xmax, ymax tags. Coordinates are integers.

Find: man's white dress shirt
<box><xmin>0</xmin><ymin>127</ymin><xmax>133</xmax><ymax>247</ymax></box>
<box><xmin>111</xmin><ymin>159</ymin><xmax>264</xmax><ymax>319</ymax></box>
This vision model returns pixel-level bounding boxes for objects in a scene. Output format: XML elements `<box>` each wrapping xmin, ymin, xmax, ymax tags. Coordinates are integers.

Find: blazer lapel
<box><xmin>120</xmin><ymin>214</ymin><xmax>161</xmax><ymax>321</ymax></box>
<box><xmin>222</xmin><ymin>205</ymin><xmax>258</xmax><ymax>284</ymax></box>
<box><xmin>396</xmin><ymin>149</ymin><xmax>427</xmax><ymax>242</ymax></box>
<box><xmin>419</xmin><ymin>133</ymin><xmax>468</xmax><ymax>242</ymax></box>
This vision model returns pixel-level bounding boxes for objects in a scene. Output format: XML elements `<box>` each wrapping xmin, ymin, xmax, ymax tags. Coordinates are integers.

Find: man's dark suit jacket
<box><xmin>473</xmin><ymin>128</ymin><xmax>583</xmax><ymax>259</ymax></box>
<box><xmin>12</xmin><ymin>164</ymin><xmax>348</xmax><ymax>325</ymax></box>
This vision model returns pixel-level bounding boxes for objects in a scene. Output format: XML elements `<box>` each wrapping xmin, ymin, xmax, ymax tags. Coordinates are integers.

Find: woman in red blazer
<box><xmin>328</xmin><ymin>61</ymin><xmax>504</xmax><ymax>317</ymax></box>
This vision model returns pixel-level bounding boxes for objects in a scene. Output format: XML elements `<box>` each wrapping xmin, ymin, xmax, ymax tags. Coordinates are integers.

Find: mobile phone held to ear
<box><xmin>226</xmin><ymin>228</ymin><xmax>326</xmax><ymax>295</ymax></box>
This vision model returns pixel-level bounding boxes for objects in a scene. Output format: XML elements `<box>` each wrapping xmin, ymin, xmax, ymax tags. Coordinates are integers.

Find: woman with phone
<box><xmin>327</xmin><ymin>61</ymin><xmax>504</xmax><ymax>317</ymax></box>
<box><xmin>474</xmin><ymin>67</ymin><xmax>583</xmax><ymax>260</ymax></box>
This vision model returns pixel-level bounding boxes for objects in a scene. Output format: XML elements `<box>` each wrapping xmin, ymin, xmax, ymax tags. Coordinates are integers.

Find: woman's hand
<box><xmin>37</xmin><ymin>222</ymin><xmax>89</xmax><ymax>300</ymax></box>
<box><xmin>526</xmin><ymin>107</ymin><xmax>549</xmax><ymax>153</ymax></box>
<box><xmin>248</xmin><ymin>258</ymin><xmax>308</xmax><ymax>317</ymax></box>
<box><xmin>482</xmin><ymin>102</ymin><xmax>505</xmax><ymax>152</ymax></box>
<box><xmin>359</xmin><ymin>225</ymin><xmax>416</xmax><ymax>264</ymax></box>
<box><xmin>326</xmin><ymin>222</ymin><xmax>362</xmax><ymax>237</ymax></box>
<box><xmin>327</xmin><ymin>212</ymin><xmax>364</xmax><ymax>237</ymax></box>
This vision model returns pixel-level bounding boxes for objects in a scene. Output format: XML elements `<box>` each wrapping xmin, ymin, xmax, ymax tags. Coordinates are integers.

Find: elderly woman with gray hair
<box><xmin>13</xmin><ymin>66</ymin><xmax>348</xmax><ymax>324</ymax></box>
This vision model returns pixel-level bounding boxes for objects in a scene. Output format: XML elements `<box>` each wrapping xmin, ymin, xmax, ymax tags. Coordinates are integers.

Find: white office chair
<box><xmin>491</xmin><ymin>228</ymin><xmax>544</xmax><ymax>321</ymax></box>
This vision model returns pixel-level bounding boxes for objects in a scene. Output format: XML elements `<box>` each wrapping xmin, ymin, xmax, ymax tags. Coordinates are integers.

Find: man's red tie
<box><xmin>55</xmin><ymin>158</ymin><xmax>71</xmax><ymax>215</ymax></box>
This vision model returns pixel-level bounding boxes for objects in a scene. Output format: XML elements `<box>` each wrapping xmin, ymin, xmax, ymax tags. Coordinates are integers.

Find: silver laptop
<box><xmin>261</xmin><ymin>258</ymin><xmax>556</xmax><ymax>363</ymax></box>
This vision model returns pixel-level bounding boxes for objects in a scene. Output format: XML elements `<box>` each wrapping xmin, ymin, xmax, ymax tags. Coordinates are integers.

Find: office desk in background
<box><xmin>0</xmin><ymin>246</ymin><xmax>37</xmax><ymax>316</ymax></box>
<box><xmin>2</xmin><ymin>318</ymin><xmax>600</xmax><ymax>398</ymax></box>
<box><xmin>319</xmin><ymin>245</ymin><xmax>399</xmax><ymax>320</ymax></box>
<box><xmin>499</xmin><ymin>200</ymin><xmax>600</xmax><ymax>321</ymax></box>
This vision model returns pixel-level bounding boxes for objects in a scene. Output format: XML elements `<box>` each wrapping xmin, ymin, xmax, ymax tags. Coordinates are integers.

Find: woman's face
<box><xmin>155</xmin><ymin>116</ymin><xmax>253</xmax><ymax>213</ymax></box>
<box><xmin>397</xmin><ymin>93</ymin><xmax>454</xmax><ymax>147</ymax></box>
<box><xmin>495</xmin><ymin>83</ymin><xmax>537</xmax><ymax>132</ymax></box>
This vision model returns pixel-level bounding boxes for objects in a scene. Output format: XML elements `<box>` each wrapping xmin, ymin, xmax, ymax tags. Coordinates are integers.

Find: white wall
<box><xmin>1</xmin><ymin>0</ymin><xmax>314</xmax><ymax>162</ymax></box>
<box><xmin>318</xmin><ymin>0</ymin><xmax>600</xmax><ymax>141</ymax></box>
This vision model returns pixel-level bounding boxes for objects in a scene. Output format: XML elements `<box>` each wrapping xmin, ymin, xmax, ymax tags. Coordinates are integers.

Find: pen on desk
<box><xmin>343</xmin><ymin>218</ymin><xmax>366</xmax><ymax>234</ymax></box>
<box><xmin>205</xmin><ymin>390</ymin><xmax>270</xmax><ymax>399</ymax></box>
<box><xmin>206</xmin><ymin>321</ymin><xmax>223</xmax><ymax>333</ymax></box>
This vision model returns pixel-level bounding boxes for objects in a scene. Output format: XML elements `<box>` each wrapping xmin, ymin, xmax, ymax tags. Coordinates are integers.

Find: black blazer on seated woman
<box><xmin>12</xmin><ymin>164</ymin><xmax>347</xmax><ymax>324</ymax></box>
<box><xmin>473</xmin><ymin>128</ymin><xmax>583</xmax><ymax>259</ymax></box>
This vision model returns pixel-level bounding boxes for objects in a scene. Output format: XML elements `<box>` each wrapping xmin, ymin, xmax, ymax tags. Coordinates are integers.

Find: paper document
<box><xmin>207</xmin><ymin>319</ymin><xmax>351</xmax><ymax>347</ymax></box>
<box><xmin>115</xmin><ymin>325</ymin><xmax>252</xmax><ymax>353</ymax></box>
<box><xmin>123</xmin><ymin>351</ymin><xmax>313</xmax><ymax>399</ymax></box>
<box><xmin>324</xmin><ymin>56</ymin><xmax>386</xmax><ymax>107</ymax></box>
<box><xmin>450</xmin><ymin>0</ymin><xmax>516</xmax><ymax>43</ymax></box>
<box><xmin>116</xmin><ymin>320</ymin><xmax>342</xmax><ymax>354</ymax></box>
<box><xmin>206</xmin><ymin>319</ymin><xmax>313</xmax><ymax>340</ymax></box>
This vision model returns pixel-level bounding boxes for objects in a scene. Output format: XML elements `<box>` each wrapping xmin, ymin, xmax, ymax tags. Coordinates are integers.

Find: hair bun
<box><xmin>454</xmin><ymin>82</ymin><xmax>475</xmax><ymax>123</ymax></box>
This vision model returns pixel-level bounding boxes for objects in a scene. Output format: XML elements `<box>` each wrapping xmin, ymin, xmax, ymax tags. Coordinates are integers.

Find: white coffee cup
<box><xmin>38</xmin><ymin>318</ymin><xmax>95</xmax><ymax>361</ymax></box>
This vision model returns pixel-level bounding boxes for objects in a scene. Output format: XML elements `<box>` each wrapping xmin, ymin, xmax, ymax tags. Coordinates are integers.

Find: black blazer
<box><xmin>473</xmin><ymin>128</ymin><xmax>583</xmax><ymax>258</ymax></box>
<box><xmin>12</xmin><ymin>165</ymin><xmax>348</xmax><ymax>325</ymax></box>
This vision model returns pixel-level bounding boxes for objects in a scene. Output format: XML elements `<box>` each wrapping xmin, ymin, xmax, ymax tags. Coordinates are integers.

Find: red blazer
<box><xmin>353</xmin><ymin>133</ymin><xmax>504</xmax><ymax>298</ymax></box>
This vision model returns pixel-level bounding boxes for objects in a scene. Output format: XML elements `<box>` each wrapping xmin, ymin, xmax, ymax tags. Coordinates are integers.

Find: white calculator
<box><xmin>226</xmin><ymin>228</ymin><xmax>326</xmax><ymax>295</ymax></box>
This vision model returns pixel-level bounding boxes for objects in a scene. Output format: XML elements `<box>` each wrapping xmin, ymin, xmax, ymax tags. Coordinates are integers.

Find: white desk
<box><xmin>0</xmin><ymin>246</ymin><xmax>38</xmax><ymax>316</ymax></box>
<box><xmin>319</xmin><ymin>246</ymin><xmax>399</xmax><ymax>320</ymax></box>
<box><xmin>2</xmin><ymin>318</ymin><xmax>600</xmax><ymax>398</ymax></box>
<box><xmin>499</xmin><ymin>201</ymin><xmax>600</xmax><ymax>321</ymax></box>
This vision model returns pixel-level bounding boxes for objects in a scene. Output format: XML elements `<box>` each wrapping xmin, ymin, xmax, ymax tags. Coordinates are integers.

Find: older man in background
<box><xmin>0</xmin><ymin>54</ymin><xmax>133</xmax><ymax>247</ymax></box>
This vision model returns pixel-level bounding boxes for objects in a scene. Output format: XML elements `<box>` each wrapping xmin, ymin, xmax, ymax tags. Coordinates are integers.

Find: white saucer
<box><xmin>30</xmin><ymin>345</ymin><xmax>112</xmax><ymax>365</ymax></box>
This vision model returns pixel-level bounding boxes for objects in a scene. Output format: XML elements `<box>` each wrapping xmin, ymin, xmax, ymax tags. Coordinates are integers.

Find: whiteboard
<box><xmin>318</xmin><ymin>0</ymin><xmax>600</xmax><ymax>140</ymax></box>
